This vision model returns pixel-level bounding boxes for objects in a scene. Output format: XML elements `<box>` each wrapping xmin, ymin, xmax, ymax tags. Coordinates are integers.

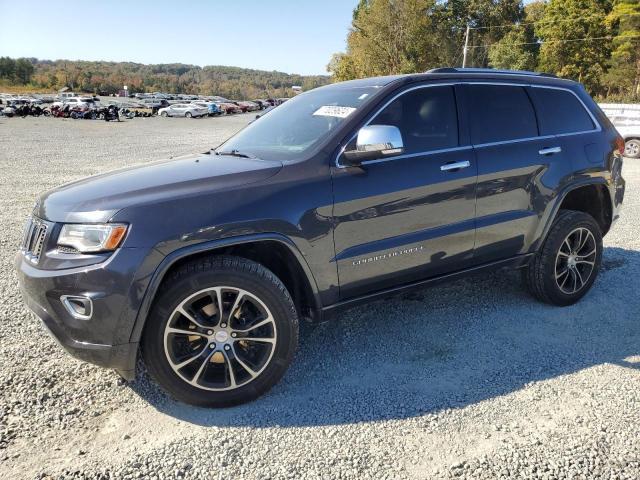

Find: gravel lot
<box><xmin>1</xmin><ymin>115</ymin><xmax>639</xmax><ymax>480</ymax></box>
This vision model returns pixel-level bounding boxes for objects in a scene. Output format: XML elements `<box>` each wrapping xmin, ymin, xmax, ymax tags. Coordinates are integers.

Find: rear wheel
<box><xmin>160</xmin><ymin>111</ymin><xmax>168</xmax><ymax>117</ymax></box>
<box><xmin>142</xmin><ymin>256</ymin><xmax>299</xmax><ymax>407</ymax></box>
<box><xmin>185</xmin><ymin>112</ymin><xmax>192</xmax><ymax>118</ymax></box>
<box><xmin>625</xmin><ymin>139</ymin><xmax>640</xmax><ymax>159</ymax></box>
<box><xmin>523</xmin><ymin>210</ymin><xmax>603</xmax><ymax>306</ymax></box>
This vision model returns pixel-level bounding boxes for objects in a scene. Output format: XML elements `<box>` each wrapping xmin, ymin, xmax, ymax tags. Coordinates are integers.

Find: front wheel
<box><xmin>185</xmin><ymin>112</ymin><xmax>192</xmax><ymax>118</ymax></box>
<box><xmin>142</xmin><ymin>256</ymin><xmax>299</xmax><ymax>407</ymax></box>
<box><xmin>523</xmin><ymin>210</ymin><xmax>603</xmax><ymax>306</ymax></box>
<box><xmin>625</xmin><ymin>139</ymin><xmax>640</xmax><ymax>159</ymax></box>
<box><xmin>160</xmin><ymin>111</ymin><xmax>168</xmax><ymax>117</ymax></box>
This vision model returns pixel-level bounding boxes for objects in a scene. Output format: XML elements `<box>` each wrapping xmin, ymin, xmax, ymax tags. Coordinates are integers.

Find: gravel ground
<box><xmin>1</xmin><ymin>115</ymin><xmax>639</xmax><ymax>480</ymax></box>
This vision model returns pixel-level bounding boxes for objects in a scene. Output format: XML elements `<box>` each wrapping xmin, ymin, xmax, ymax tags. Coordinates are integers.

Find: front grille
<box><xmin>21</xmin><ymin>217</ymin><xmax>48</xmax><ymax>264</ymax></box>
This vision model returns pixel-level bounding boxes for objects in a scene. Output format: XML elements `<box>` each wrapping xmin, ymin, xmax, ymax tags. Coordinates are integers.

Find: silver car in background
<box><xmin>158</xmin><ymin>103</ymin><xmax>208</xmax><ymax>118</ymax></box>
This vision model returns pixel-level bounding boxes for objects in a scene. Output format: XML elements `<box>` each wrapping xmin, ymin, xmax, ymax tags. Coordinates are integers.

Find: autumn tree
<box><xmin>4</xmin><ymin>59</ymin><xmax>329</xmax><ymax>98</ymax></box>
<box><xmin>328</xmin><ymin>0</ymin><xmax>441</xmax><ymax>80</ymax></box>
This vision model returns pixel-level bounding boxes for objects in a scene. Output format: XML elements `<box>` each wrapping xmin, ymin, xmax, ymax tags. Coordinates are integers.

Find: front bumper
<box><xmin>21</xmin><ymin>291</ymin><xmax>137</xmax><ymax>379</ymax></box>
<box><xmin>15</xmin><ymin>246</ymin><xmax>155</xmax><ymax>379</ymax></box>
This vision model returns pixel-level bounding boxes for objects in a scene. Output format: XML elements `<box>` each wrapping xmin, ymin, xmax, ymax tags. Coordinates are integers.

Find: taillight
<box><xmin>615</xmin><ymin>136</ymin><xmax>625</xmax><ymax>156</ymax></box>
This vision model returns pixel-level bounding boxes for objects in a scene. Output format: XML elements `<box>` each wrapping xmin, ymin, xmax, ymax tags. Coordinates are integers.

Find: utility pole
<box><xmin>462</xmin><ymin>24</ymin><xmax>470</xmax><ymax>68</ymax></box>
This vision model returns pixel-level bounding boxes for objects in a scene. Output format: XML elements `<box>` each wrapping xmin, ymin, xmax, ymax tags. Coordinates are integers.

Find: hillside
<box><xmin>0</xmin><ymin>57</ymin><xmax>330</xmax><ymax>99</ymax></box>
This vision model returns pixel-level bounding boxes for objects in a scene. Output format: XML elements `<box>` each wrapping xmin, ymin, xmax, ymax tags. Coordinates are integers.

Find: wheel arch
<box><xmin>534</xmin><ymin>179</ymin><xmax>613</xmax><ymax>252</ymax></box>
<box><xmin>129</xmin><ymin>233</ymin><xmax>323</xmax><ymax>345</ymax></box>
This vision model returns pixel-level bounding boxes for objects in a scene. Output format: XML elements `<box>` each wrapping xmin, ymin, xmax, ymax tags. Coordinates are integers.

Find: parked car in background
<box><xmin>56</xmin><ymin>92</ymin><xmax>77</xmax><ymax>101</ymax></box>
<box><xmin>1</xmin><ymin>105</ymin><xmax>15</xmax><ymax>116</ymax></box>
<box><xmin>121</xmin><ymin>102</ymin><xmax>154</xmax><ymax>117</ymax></box>
<box><xmin>140</xmin><ymin>98</ymin><xmax>169</xmax><ymax>111</ymax></box>
<box><xmin>618</xmin><ymin>126</ymin><xmax>640</xmax><ymax>159</ymax></box>
<box><xmin>192</xmin><ymin>102</ymin><xmax>222</xmax><ymax>116</ymax></box>
<box><xmin>252</xmin><ymin>99</ymin><xmax>270</xmax><ymax>109</ymax></box>
<box><xmin>600</xmin><ymin>103</ymin><xmax>640</xmax><ymax>159</ymax></box>
<box><xmin>237</xmin><ymin>101</ymin><xmax>260</xmax><ymax>112</ymax></box>
<box><xmin>214</xmin><ymin>102</ymin><xmax>242</xmax><ymax>114</ymax></box>
<box><xmin>52</xmin><ymin>96</ymin><xmax>95</xmax><ymax>109</ymax></box>
<box><xmin>158</xmin><ymin>103</ymin><xmax>208</xmax><ymax>118</ymax></box>
<box><xmin>7</xmin><ymin>99</ymin><xmax>31</xmax><ymax>107</ymax></box>
<box><xmin>229</xmin><ymin>102</ymin><xmax>248</xmax><ymax>113</ymax></box>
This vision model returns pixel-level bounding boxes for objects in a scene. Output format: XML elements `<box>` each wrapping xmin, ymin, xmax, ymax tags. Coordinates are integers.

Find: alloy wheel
<box><xmin>625</xmin><ymin>140</ymin><xmax>640</xmax><ymax>158</ymax></box>
<box><xmin>554</xmin><ymin>227</ymin><xmax>597</xmax><ymax>295</ymax></box>
<box><xmin>163</xmin><ymin>287</ymin><xmax>277</xmax><ymax>391</ymax></box>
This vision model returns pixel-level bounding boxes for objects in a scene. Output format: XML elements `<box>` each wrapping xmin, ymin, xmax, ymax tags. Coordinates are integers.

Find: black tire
<box><xmin>185</xmin><ymin>112</ymin><xmax>192</xmax><ymax>118</ymax></box>
<box><xmin>160</xmin><ymin>111</ymin><xmax>168</xmax><ymax>117</ymax></box>
<box><xmin>142</xmin><ymin>255</ymin><xmax>299</xmax><ymax>407</ymax></box>
<box><xmin>523</xmin><ymin>210</ymin><xmax>603</xmax><ymax>306</ymax></box>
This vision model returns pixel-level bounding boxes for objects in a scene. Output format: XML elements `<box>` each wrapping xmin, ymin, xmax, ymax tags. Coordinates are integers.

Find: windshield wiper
<box><xmin>214</xmin><ymin>149</ymin><xmax>253</xmax><ymax>158</ymax></box>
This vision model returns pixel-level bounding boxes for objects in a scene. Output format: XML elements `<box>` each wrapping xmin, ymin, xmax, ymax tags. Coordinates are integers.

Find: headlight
<box><xmin>58</xmin><ymin>223</ymin><xmax>128</xmax><ymax>253</ymax></box>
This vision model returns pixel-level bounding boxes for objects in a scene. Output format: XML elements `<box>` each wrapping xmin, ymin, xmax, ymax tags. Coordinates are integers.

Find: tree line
<box><xmin>0</xmin><ymin>58</ymin><xmax>329</xmax><ymax>99</ymax></box>
<box><xmin>328</xmin><ymin>0</ymin><xmax>640</xmax><ymax>101</ymax></box>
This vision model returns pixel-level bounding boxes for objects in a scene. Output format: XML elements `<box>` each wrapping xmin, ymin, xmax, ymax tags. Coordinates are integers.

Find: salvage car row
<box><xmin>0</xmin><ymin>92</ymin><xmax>288</xmax><ymax>119</ymax></box>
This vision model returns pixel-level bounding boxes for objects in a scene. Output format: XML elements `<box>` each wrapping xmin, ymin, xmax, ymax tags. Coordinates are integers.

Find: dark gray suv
<box><xmin>16</xmin><ymin>68</ymin><xmax>626</xmax><ymax>407</ymax></box>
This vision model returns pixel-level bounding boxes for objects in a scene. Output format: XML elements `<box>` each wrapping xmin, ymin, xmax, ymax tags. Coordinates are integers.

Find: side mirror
<box><xmin>341</xmin><ymin>125</ymin><xmax>404</xmax><ymax>166</ymax></box>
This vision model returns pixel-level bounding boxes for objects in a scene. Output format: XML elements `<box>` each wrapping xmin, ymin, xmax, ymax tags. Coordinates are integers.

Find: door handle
<box><xmin>440</xmin><ymin>160</ymin><xmax>471</xmax><ymax>172</ymax></box>
<box><xmin>539</xmin><ymin>146</ymin><xmax>562</xmax><ymax>155</ymax></box>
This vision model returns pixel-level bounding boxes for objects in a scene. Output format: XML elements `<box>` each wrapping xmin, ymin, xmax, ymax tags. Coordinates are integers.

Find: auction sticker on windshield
<box><xmin>313</xmin><ymin>106</ymin><xmax>357</xmax><ymax>118</ymax></box>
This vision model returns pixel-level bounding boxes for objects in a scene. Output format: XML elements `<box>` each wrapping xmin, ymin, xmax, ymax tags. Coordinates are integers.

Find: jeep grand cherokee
<box><xmin>16</xmin><ymin>68</ymin><xmax>626</xmax><ymax>407</ymax></box>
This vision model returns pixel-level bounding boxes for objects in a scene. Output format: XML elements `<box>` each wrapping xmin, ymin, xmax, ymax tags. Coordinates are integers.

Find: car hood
<box><xmin>36</xmin><ymin>153</ymin><xmax>283</xmax><ymax>223</ymax></box>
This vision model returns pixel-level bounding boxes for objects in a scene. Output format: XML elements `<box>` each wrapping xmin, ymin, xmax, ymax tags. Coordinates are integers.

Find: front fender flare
<box><xmin>128</xmin><ymin>232</ymin><xmax>322</xmax><ymax>344</ymax></box>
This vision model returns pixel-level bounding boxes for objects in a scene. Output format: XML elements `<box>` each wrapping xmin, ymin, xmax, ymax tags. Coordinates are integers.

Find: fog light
<box><xmin>60</xmin><ymin>295</ymin><xmax>93</xmax><ymax>320</ymax></box>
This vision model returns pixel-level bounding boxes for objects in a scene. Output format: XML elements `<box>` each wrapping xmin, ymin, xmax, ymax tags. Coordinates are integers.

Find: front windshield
<box><xmin>218</xmin><ymin>86</ymin><xmax>379</xmax><ymax>161</ymax></box>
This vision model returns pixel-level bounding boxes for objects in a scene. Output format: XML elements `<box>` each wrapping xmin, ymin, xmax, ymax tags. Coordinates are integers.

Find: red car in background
<box><xmin>214</xmin><ymin>102</ymin><xmax>243</xmax><ymax>114</ymax></box>
<box><xmin>236</xmin><ymin>101</ymin><xmax>260</xmax><ymax>112</ymax></box>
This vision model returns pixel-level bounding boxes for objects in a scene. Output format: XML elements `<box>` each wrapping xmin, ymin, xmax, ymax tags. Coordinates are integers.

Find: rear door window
<box><xmin>370</xmin><ymin>85</ymin><xmax>459</xmax><ymax>154</ymax></box>
<box><xmin>466</xmin><ymin>85</ymin><xmax>538</xmax><ymax>144</ymax></box>
<box><xmin>528</xmin><ymin>87</ymin><xmax>595</xmax><ymax>135</ymax></box>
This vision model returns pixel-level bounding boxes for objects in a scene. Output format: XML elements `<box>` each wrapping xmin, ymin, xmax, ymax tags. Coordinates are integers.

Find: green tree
<box><xmin>604</xmin><ymin>0</ymin><xmax>640</xmax><ymax>99</ymax></box>
<box><xmin>488</xmin><ymin>1</ymin><xmax>545</xmax><ymax>71</ymax></box>
<box><xmin>443</xmin><ymin>0</ymin><xmax>525</xmax><ymax>68</ymax></box>
<box><xmin>13</xmin><ymin>58</ymin><xmax>34</xmax><ymax>84</ymax></box>
<box><xmin>537</xmin><ymin>0</ymin><xmax>613</xmax><ymax>95</ymax></box>
<box><xmin>489</xmin><ymin>29</ymin><xmax>538</xmax><ymax>70</ymax></box>
<box><xmin>328</xmin><ymin>0</ymin><xmax>526</xmax><ymax>80</ymax></box>
<box><xmin>0</xmin><ymin>57</ymin><xmax>16</xmax><ymax>80</ymax></box>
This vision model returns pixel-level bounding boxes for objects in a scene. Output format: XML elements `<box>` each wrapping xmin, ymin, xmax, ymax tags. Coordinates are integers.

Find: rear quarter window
<box><xmin>528</xmin><ymin>87</ymin><xmax>596</xmax><ymax>135</ymax></box>
<box><xmin>466</xmin><ymin>85</ymin><xmax>538</xmax><ymax>144</ymax></box>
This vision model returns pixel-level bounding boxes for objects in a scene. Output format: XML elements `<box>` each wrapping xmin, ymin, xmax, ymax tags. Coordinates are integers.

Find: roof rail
<box><xmin>427</xmin><ymin>67</ymin><xmax>557</xmax><ymax>78</ymax></box>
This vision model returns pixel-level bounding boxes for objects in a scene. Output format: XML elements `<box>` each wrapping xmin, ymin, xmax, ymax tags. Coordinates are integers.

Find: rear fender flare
<box><xmin>531</xmin><ymin>178</ymin><xmax>609</xmax><ymax>252</ymax></box>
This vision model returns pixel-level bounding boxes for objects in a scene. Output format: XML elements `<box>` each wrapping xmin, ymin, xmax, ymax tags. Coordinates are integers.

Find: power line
<box><xmin>467</xmin><ymin>33</ymin><xmax>640</xmax><ymax>49</ymax></box>
<box><xmin>467</xmin><ymin>12</ymin><xmax>640</xmax><ymax>31</ymax></box>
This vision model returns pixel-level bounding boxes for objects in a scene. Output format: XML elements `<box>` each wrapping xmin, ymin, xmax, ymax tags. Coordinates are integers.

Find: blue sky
<box><xmin>0</xmin><ymin>0</ymin><xmax>356</xmax><ymax>75</ymax></box>
<box><xmin>0</xmin><ymin>0</ymin><xmax>540</xmax><ymax>75</ymax></box>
